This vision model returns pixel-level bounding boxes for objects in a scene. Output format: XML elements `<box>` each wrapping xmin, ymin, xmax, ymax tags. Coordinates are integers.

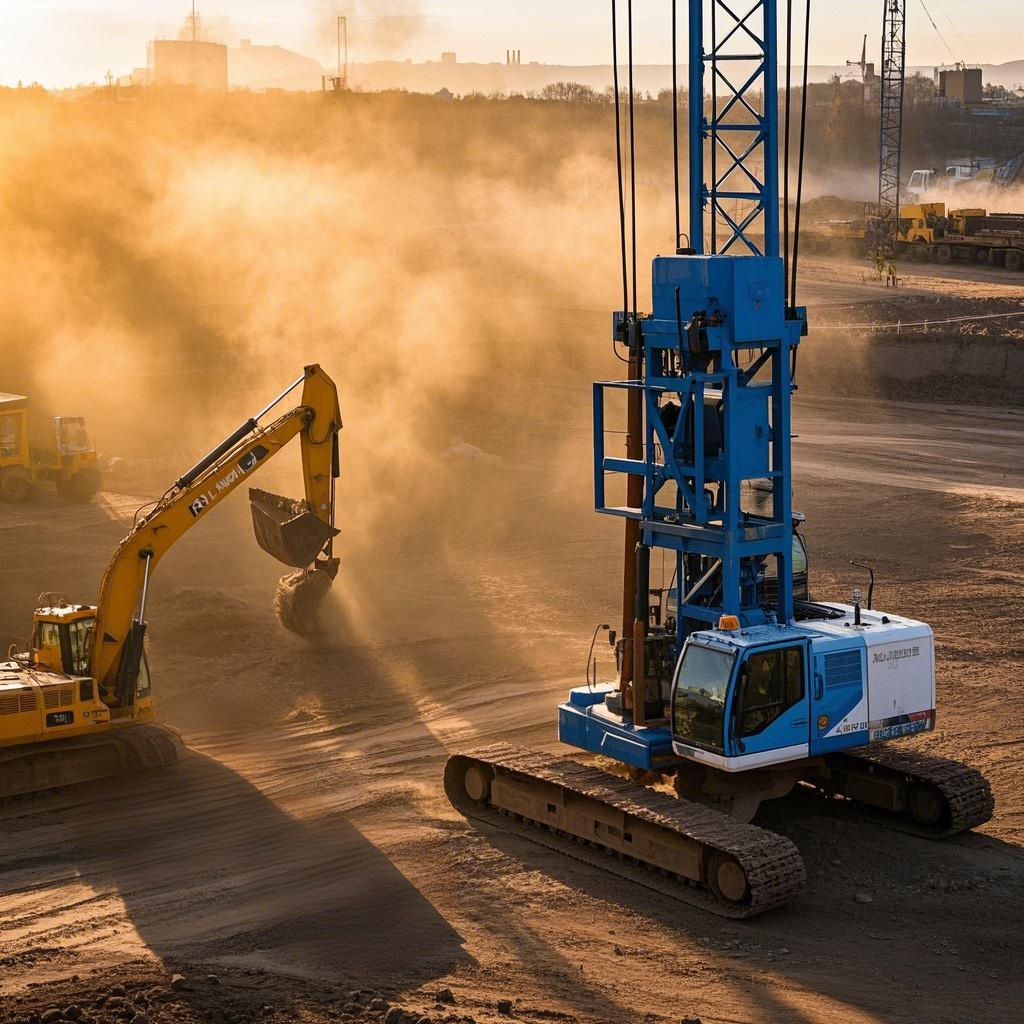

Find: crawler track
<box><xmin>445</xmin><ymin>744</ymin><xmax>805</xmax><ymax>918</ymax></box>
<box><xmin>804</xmin><ymin>744</ymin><xmax>995</xmax><ymax>839</ymax></box>
<box><xmin>0</xmin><ymin>724</ymin><xmax>181</xmax><ymax>800</ymax></box>
<box><xmin>827</xmin><ymin>744</ymin><xmax>995</xmax><ymax>838</ymax></box>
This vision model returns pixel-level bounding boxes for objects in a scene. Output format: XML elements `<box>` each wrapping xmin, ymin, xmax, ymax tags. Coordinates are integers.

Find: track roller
<box><xmin>445</xmin><ymin>744</ymin><xmax>804</xmax><ymax>918</ymax></box>
<box><xmin>811</xmin><ymin>744</ymin><xmax>994</xmax><ymax>838</ymax></box>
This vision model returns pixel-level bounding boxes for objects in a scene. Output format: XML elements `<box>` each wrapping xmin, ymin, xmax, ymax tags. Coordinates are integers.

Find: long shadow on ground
<box><xmin>2</xmin><ymin>748</ymin><xmax>469</xmax><ymax>1001</ymax></box>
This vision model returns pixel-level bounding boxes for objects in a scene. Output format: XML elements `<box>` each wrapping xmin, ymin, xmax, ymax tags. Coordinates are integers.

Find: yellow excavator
<box><xmin>0</xmin><ymin>365</ymin><xmax>342</xmax><ymax>799</ymax></box>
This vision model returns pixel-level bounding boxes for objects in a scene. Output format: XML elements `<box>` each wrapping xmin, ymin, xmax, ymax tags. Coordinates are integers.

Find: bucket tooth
<box><xmin>249</xmin><ymin>487</ymin><xmax>339</xmax><ymax>568</ymax></box>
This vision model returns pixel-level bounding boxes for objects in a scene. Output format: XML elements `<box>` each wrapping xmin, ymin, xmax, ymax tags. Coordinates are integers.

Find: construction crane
<box><xmin>322</xmin><ymin>15</ymin><xmax>349</xmax><ymax>92</ymax></box>
<box><xmin>0</xmin><ymin>365</ymin><xmax>342</xmax><ymax>799</ymax></box>
<box><xmin>846</xmin><ymin>33</ymin><xmax>869</xmax><ymax>87</ymax></box>
<box><xmin>445</xmin><ymin>0</ymin><xmax>992</xmax><ymax>917</ymax></box>
<box><xmin>878</xmin><ymin>0</ymin><xmax>906</xmax><ymax>233</ymax></box>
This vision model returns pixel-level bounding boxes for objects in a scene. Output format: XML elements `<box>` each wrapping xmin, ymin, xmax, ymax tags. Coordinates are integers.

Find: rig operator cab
<box><xmin>670</xmin><ymin>607</ymin><xmax>935</xmax><ymax>773</ymax></box>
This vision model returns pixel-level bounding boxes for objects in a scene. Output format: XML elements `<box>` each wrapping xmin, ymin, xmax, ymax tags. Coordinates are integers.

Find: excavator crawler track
<box><xmin>0</xmin><ymin>724</ymin><xmax>182</xmax><ymax>801</ymax></box>
<box><xmin>446</xmin><ymin>744</ymin><xmax>805</xmax><ymax>918</ymax></box>
<box><xmin>814</xmin><ymin>744</ymin><xmax>994</xmax><ymax>838</ymax></box>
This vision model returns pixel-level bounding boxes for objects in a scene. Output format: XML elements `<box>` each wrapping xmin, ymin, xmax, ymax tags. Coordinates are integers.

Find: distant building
<box><xmin>937</xmin><ymin>66</ymin><xmax>983</xmax><ymax>104</ymax></box>
<box><xmin>230</xmin><ymin>40</ymin><xmax>325</xmax><ymax>91</ymax></box>
<box><xmin>147</xmin><ymin>39</ymin><xmax>228</xmax><ymax>90</ymax></box>
<box><xmin>441</xmin><ymin>52</ymin><xmax>457</xmax><ymax>65</ymax></box>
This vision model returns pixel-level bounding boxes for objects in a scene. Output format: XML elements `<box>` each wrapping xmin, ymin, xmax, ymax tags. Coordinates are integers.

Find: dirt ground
<box><xmin>3</xmin><ymin>249</ymin><xmax>1024</xmax><ymax>1024</ymax></box>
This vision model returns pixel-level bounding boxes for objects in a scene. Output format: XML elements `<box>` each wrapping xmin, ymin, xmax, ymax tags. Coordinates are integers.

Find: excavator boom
<box><xmin>91</xmin><ymin>364</ymin><xmax>342</xmax><ymax>697</ymax></box>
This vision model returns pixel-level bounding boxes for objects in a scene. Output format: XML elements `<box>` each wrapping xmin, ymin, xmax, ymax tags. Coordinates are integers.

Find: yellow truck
<box><xmin>0</xmin><ymin>394</ymin><xmax>101</xmax><ymax>503</ymax></box>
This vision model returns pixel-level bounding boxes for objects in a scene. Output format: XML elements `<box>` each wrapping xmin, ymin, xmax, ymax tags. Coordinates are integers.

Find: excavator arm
<box><xmin>90</xmin><ymin>364</ymin><xmax>341</xmax><ymax>701</ymax></box>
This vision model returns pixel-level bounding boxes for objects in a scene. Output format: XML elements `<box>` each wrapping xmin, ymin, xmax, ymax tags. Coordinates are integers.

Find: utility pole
<box><xmin>191</xmin><ymin>1</ymin><xmax>197</xmax><ymax>42</ymax></box>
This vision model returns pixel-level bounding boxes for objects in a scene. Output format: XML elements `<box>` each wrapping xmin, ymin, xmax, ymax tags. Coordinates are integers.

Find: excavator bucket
<box><xmin>249</xmin><ymin>487</ymin><xmax>339</xmax><ymax>568</ymax></box>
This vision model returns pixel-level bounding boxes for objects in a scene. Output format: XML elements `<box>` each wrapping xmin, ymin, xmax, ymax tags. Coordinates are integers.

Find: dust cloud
<box><xmin>1</xmin><ymin>89</ymin><xmax>691</xmax><ymax>653</ymax></box>
<box><xmin>11</xmin><ymin>88</ymin><xmax>969</xmax><ymax>659</ymax></box>
<box><xmin>313</xmin><ymin>2</ymin><xmax>427</xmax><ymax>59</ymax></box>
<box><xmin>916</xmin><ymin>180</ymin><xmax>1024</xmax><ymax>214</ymax></box>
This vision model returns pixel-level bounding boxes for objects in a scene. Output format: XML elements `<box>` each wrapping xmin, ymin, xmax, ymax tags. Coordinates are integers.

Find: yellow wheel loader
<box><xmin>0</xmin><ymin>394</ymin><xmax>101</xmax><ymax>503</ymax></box>
<box><xmin>0</xmin><ymin>365</ymin><xmax>342</xmax><ymax>799</ymax></box>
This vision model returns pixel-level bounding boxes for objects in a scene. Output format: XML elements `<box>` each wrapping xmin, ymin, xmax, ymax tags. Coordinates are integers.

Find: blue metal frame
<box><xmin>566</xmin><ymin>2</ymin><xmax>941</xmax><ymax>776</ymax></box>
<box><xmin>594</xmin><ymin>0</ymin><xmax>805</xmax><ymax>657</ymax></box>
<box><xmin>689</xmin><ymin>0</ymin><xmax>780</xmax><ymax>256</ymax></box>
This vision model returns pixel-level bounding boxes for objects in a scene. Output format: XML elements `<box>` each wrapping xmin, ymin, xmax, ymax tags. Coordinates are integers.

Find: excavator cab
<box><xmin>671</xmin><ymin>633</ymin><xmax>810</xmax><ymax>770</ymax></box>
<box><xmin>30</xmin><ymin>598</ymin><xmax>152</xmax><ymax>716</ymax></box>
<box><xmin>32</xmin><ymin>600</ymin><xmax>97</xmax><ymax>677</ymax></box>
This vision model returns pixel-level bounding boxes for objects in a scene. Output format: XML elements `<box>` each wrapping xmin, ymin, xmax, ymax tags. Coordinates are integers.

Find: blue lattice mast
<box><xmin>689</xmin><ymin>0</ymin><xmax>780</xmax><ymax>255</ymax></box>
<box><xmin>594</xmin><ymin>0</ymin><xmax>805</xmax><ymax>725</ymax></box>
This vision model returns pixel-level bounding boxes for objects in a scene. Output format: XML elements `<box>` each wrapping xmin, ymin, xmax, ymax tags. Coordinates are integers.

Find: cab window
<box><xmin>136</xmin><ymin>652</ymin><xmax>151</xmax><ymax>697</ymax></box>
<box><xmin>36</xmin><ymin>621</ymin><xmax>61</xmax><ymax>651</ymax></box>
<box><xmin>67</xmin><ymin>617</ymin><xmax>94</xmax><ymax>676</ymax></box>
<box><xmin>734</xmin><ymin>646</ymin><xmax>804</xmax><ymax>738</ymax></box>
<box><xmin>0</xmin><ymin>413</ymin><xmax>20</xmax><ymax>457</ymax></box>
<box><xmin>763</xmin><ymin>534</ymin><xmax>807</xmax><ymax>578</ymax></box>
<box><xmin>792</xmin><ymin>535</ymin><xmax>808</xmax><ymax>575</ymax></box>
<box><xmin>59</xmin><ymin>418</ymin><xmax>91</xmax><ymax>454</ymax></box>
<box><xmin>672</xmin><ymin>644</ymin><xmax>735</xmax><ymax>754</ymax></box>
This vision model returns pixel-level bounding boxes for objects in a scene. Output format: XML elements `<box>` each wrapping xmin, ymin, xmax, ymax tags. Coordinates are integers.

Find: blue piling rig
<box><xmin>446</xmin><ymin>0</ymin><xmax>991</xmax><ymax>916</ymax></box>
<box><xmin>560</xmin><ymin>0</ymin><xmax>808</xmax><ymax>769</ymax></box>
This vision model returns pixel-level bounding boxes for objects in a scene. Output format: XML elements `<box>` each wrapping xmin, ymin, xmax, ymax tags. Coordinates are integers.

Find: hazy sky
<box><xmin>1</xmin><ymin>1</ymin><xmax>1019</xmax><ymax>89</ymax></box>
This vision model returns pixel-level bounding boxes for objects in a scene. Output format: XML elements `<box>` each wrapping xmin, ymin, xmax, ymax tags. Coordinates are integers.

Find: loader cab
<box><xmin>56</xmin><ymin>417</ymin><xmax>92</xmax><ymax>455</ymax></box>
<box><xmin>33</xmin><ymin>602</ymin><xmax>97</xmax><ymax>677</ymax></box>
<box><xmin>670</xmin><ymin>627</ymin><xmax>810</xmax><ymax>771</ymax></box>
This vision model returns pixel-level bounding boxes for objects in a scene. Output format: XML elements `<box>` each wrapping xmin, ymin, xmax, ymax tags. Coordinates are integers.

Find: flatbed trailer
<box><xmin>901</xmin><ymin>232</ymin><xmax>1024</xmax><ymax>270</ymax></box>
<box><xmin>802</xmin><ymin>206</ymin><xmax>1024</xmax><ymax>272</ymax></box>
